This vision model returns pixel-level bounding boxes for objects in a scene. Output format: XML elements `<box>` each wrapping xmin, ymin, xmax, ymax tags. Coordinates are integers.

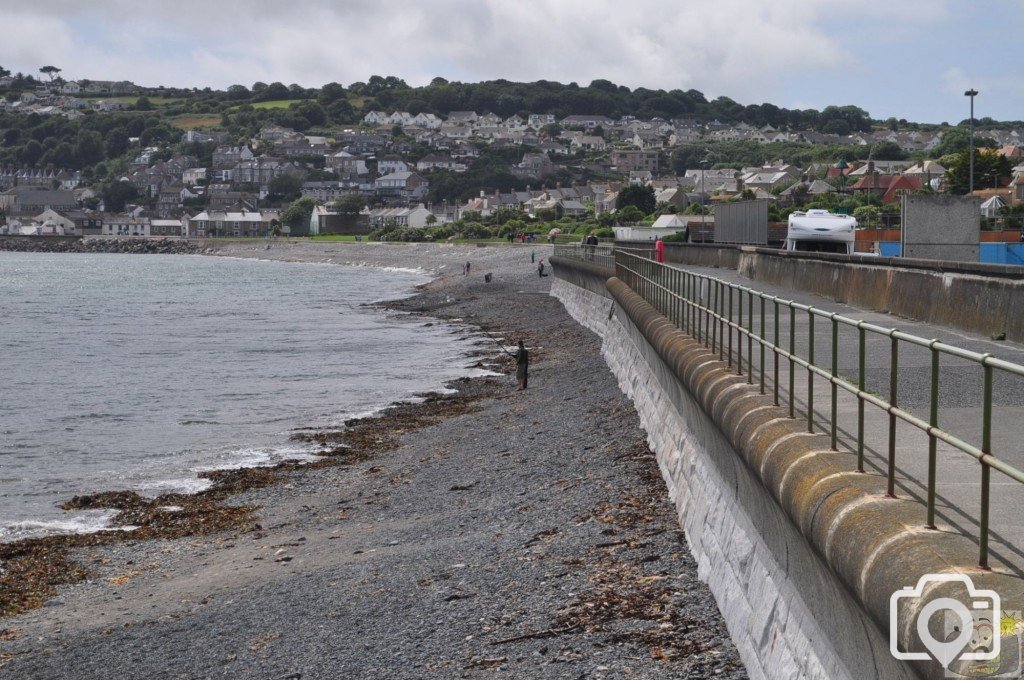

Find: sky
<box><xmin>1</xmin><ymin>0</ymin><xmax>1021</xmax><ymax>124</ymax></box>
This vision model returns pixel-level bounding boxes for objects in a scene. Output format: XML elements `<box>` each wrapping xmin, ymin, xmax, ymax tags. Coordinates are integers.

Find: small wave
<box><xmin>191</xmin><ymin>445</ymin><xmax>321</xmax><ymax>473</ymax></box>
<box><xmin>0</xmin><ymin>509</ymin><xmax>134</xmax><ymax>542</ymax></box>
<box><xmin>178</xmin><ymin>419</ymin><xmax>220</xmax><ymax>426</ymax></box>
<box><xmin>137</xmin><ymin>477</ymin><xmax>214</xmax><ymax>496</ymax></box>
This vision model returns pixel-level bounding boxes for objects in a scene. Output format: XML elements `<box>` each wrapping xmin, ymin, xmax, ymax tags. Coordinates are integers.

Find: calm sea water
<box><xmin>0</xmin><ymin>252</ymin><xmax>487</xmax><ymax>540</ymax></box>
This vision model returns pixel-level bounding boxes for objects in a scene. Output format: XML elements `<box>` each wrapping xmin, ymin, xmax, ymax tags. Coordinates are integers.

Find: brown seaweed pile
<box><xmin>0</xmin><ymin>376</ymin><xmax>505</xmax><ymax>619</ymax></box>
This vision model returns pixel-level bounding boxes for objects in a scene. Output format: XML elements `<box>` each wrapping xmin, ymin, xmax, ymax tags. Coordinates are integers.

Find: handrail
<box><xmin>553</xmin><ymin>243</ymin><xmax>616</xmax><ymax>267</ymax></box>
<box><xmin>614</xmin><ymin>248</ymin><xmax>1024</xmax><ymax>568</ymax></box>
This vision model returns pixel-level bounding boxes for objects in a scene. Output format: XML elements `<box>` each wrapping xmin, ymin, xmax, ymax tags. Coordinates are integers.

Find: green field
<box><xmin>168</xmin><ymin>113</ymin><xmax>222</xmax><ymax>130</ymax></box>
<box><xmin>79</xmin><ymin>96</ymin><xmax>183</xmax><ymax>106</ymax></box>
<box><xmin>249</xmin><ymin>99</ymin><xmax>303</xmax><ymax>110</ymax></box>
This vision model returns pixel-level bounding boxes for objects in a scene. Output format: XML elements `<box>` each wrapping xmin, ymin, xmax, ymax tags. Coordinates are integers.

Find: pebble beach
<box><xmin>0</xmin><ymin>241</ymin><xmax>746</xmax><ymax>679</ymax></box>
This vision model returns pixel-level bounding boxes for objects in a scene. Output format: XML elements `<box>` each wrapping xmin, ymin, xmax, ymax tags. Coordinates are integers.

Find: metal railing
<box><xmin>553</xmin><ymin>243</ymin><xmax>616</xmax><ymax>268</ymax></box>
<box><xmin>615</xmin><ymin>248</ymin><xmax>1024</xmax><ymax>569</ymax></box>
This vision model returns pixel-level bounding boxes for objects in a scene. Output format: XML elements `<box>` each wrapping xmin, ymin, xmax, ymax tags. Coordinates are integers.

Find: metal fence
<box><xmin>553</xmin><ymin>243</ymin><xmax>616</xmax><ymax>268</ymax></box>
<box><xmin>615</xmin><ymin>249</ymin><xmax>1024</xmax><ymax>568</ymax></box>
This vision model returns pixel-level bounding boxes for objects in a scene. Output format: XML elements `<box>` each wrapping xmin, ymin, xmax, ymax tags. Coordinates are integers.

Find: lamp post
<box><xmin>964</xmin><ymin>88</ymin><xmax>979</xmax><ymax>194</ymax></box>
<box><xmin>700</xmin><ymin>154</ymin><xmax>712</xmax><ymax>237</ymax></box>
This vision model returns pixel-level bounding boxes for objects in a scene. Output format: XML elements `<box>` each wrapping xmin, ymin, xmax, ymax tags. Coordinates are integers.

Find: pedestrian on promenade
<box><xmin>655</xmin><ymin>237</ymin><xmax>665</xmax><ymax>263</ymax></box>
<box><xmin>514</xmin><ymin>340</ymin><xmax>528</xmax><ymax>390</ymax></box>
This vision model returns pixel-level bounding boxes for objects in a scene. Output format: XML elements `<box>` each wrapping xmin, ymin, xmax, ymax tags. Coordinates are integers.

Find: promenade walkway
<box><xmin>657</xmin><ymin>261</ymin><xmax>1024</xmax><ymax>576</ymax></box>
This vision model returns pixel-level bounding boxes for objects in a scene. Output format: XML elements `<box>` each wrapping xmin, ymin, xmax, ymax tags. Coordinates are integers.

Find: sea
<box><xmin>0</xmin><ymin>251</ymin><xmax>490</xmax><ymax>541</ymax></box>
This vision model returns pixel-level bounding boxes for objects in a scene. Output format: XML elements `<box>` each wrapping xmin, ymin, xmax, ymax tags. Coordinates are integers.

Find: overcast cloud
<box><xmin>1</xmin><ymin>1</ymin><xmax>1021</xmax><ymax>123</ymax></box>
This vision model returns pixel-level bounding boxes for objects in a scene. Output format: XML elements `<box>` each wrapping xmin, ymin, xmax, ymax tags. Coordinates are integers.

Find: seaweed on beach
<box><xmin>0</xmin><ymin>374</ymin><xmax>508</xmax><ymax>620</ymax></box>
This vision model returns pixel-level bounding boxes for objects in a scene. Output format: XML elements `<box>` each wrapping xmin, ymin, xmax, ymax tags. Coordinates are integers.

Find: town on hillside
<box><xmin>2</xmin><ymin>67</ymin><xmax>1023</xmax><ymax>244</ymax></box>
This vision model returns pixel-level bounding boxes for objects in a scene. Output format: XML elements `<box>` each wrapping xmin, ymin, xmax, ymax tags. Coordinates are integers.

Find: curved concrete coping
<box><xmin>605</xmin><ymin>275</ymin><xmax>1024</xmax><ymax>680</ymax></box>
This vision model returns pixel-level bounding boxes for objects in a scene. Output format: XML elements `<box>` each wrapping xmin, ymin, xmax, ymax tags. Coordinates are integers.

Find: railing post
<box><xmin>980</xmin><ymin>359</ymin><xmax>993</xmax><ymax>569</ymax></box>
<box><xmin>728</xmin><ymin>286</ymin><xmax>734</xmax><ymax>368</ymax></box>
<box><xmin>749</xmin><ymin>291</ymin><xmax>756</xmax><ymax>385</ymax></box>
<box><xmin>759</xmin><ymin>295</ymin><xmax>766</xmax><ymax>394</ymax></box>
<box><xmin>789</xmin><ymin>305</ymin><xmax>796</xmax><ymax>419</ymax></box>
<box><xmin>698</xmin><ymin>277</ymin><xmax>704</xmax><ymax>345</ymax></box>
<box><xmin>684</xmin><ymin>272</ymin><xmax>691</xmax><ymax>334</ymax></box>
<box><xmin>857</xmin><ymin>324</ymin><xmax>866</xmax><ymax>473</ymax></box>
<box><xmin>720</xmin><ymin>281</ymin><xmax>726</xmax><ymax>361</ymax></box>
<box><xmin>736</xmin><ymin>288</ymin><xmax>742</xmax><ymax>374</ymax></box>
<box><xmin>830</xmin><ymin>314</ymin><xmax>838</xmax><ymax>450</ymax></box>
<box><xmin>926</xmin><ymin>341</ymin><xmax>939</xmax><ymax>529</ymax></box>
<box><xmin>773</xmin><ymin>301</ymin><xmax>780</xmax><ymax>406</ymax></box>
<box><xmin>807</xmin><ymin>310</ymin><xmax>815</xmax><ymax>434</ymax></box>
<box><xmin>887</xmin><ymin>332</ymin><xmax>899</xmax><ymax>498</ymax></box>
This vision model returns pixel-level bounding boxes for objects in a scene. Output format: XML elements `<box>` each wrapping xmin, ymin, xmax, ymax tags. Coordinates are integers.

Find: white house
<box><xmin>412</xmin><ymin>112</ymin><xmax>443</xmax><ymax>129</ymax></box>
<box><xmin>377</xmin><ymin>157</ymin><xmax>410</xmax><ymax>175</ymax></box>
<box><xmin>362</xmin><ymin>111</ymin><xmax>389</xmax><ymax>125</ymax></box>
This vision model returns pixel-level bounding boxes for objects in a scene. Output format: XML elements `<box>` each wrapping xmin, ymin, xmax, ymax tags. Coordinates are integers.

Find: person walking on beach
<box><xmin>537</xmin><ymin>259</ymin><xmax>547</xmax><ymax>277</ymax></box>
<box><xmin>464</xmin><ymin>261</ymin><xmax>471</xmax><ymax>276</ymax></box>
<box><xmin>514</xmin><ymin>340</ymin><xmax>528</xmax><ymax>390</ymax></box>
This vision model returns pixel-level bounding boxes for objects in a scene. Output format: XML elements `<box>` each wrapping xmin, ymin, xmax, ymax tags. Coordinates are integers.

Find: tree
<box><xmin>868</xmin><ymin>141</ymin><xmax>906</xmax><ymax>161</ymax></box>
<box><xmin>227</xmin><ymin>84</ymin><xmax>251</xmax><ymax>101</ymax></box>
<box><xmin>332</xmin><ymin>194</ymin><xmax>366</xmax><ymax>215</ymax></box>
<box><xmin>0</xmin><ymin>65</ymin><xmax>10</xmax><ymax>79</ymax></box>
<box><xmin>946</xmin><ymin>149</ymin><xmax>1012</xmax><ymax>195</ymax></box>
<box><xmin>260</xmin><ymin>82</ymin><xmax>290</xmax><ymax>101</ymax></box>
<box><xmin>21</xmin><ymin>139</ymin><xmax>43</xmax><ymax>165</ymax></box>
<box><xmin>102</xmin><ymin>180</ymin><xmax>139</xmax><ymax>212</ymax></box>
<box><xmin>103</xmin><ymin>129</ymin><xmax>130</xmax><ymax>158</ymax></box>
<box><xmin>425</xmin><ymin>213</ymin><xmax>437</xmax><ymax>225</ymax></box>
<box><xmin>319</xmin><ymin>82</ymin><xmax>346</xmax><ymax>104</ymax></box>
<box><xmin>267</xmin><ymin>173</ymin><xmax>303</xmax><ymax>202</ymax></box>
<box><xmin>933</xmin><ymin>127</ymin><xmax>998</xmax><ymax>157</ymax></box>
<box><xmin>73</xmin><ymin>130</ymin><xmax>105</xmax><ymax>167</ymax></box>
<box><xmin>39</xmin><ymin>65</ymin><xmax>62</xmax><ymax>82</ymax></box>
<box><xmin>617</xmin><ymin>205</ymin><xmax>644</xmax><ymax>223</ymax></box>
<box><xmin>134</xmin><ymin>95</ymin><xmax>153</xmax><ymax>111</ymax></box>
<box><xmin>279</xmin><ymin>197</ymin><xmax>318</xmax><ymax>234</ymax></box>
<box><xmin>852</xmin><ymin>205</ymin><xmax>881</xmax><ymax>229</ymax></box>
<box><xmin>616</xmin><ymin>184</ymin><xmax>657</xmax><ymax>215</ymax></box>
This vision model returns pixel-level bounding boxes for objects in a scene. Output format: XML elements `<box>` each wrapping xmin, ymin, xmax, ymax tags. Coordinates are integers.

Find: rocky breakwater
<box><xmin>0</xmin><ymin>236</ymin><xmax>200</xmax><ymax>255</ymax></box>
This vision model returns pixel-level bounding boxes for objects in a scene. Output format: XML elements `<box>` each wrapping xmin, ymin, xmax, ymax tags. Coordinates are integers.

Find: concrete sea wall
<box><xmin>550</xmin><ymin>256</ymin><xmax>1024</xmax><ymax>680</ymax></box>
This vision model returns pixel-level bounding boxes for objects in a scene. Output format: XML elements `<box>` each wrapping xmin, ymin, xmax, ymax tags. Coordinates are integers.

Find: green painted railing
<box><xmin>553</xmin><ymin>243</ymin><xmax>616</xmax><ymax>268</ymax></box>
<box><xmin>615</xmin><ymin>248</ymin><xmax>1024</xmax><ymax>569</ymax></box>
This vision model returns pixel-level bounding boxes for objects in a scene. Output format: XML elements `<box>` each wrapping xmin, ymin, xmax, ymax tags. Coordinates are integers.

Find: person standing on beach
<box><xmin>465</xmin><ymin>261</ymin><xmax>471</xmax><ymax>276</ymax></box>
<box><xmin>514</xmin><ymin>340</ymin><xmax>528</xmax><ymax>390</ymax></box>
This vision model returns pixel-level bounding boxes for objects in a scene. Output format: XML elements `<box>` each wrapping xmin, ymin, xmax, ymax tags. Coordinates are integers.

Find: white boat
<box><xmin>785</xmin><ymin>209</ymin><xmax>857</xmax><ymax>255</ymax></box>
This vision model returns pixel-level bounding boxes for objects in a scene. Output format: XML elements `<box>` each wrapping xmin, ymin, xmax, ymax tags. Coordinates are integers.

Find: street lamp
<box><xmin>700</xmin><ymin>154</ymin><xmax>713</xmax><ymax>237</ymax></box>
<box><xmin>964</xmin><ymin>88</ymin><xmax>979</xmax><ymax>194</ymax></box>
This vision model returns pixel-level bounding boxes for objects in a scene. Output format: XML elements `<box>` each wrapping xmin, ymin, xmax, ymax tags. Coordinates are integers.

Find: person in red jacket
<box><xmin>655</xmin><ymin>237</ymin><xmax>665</xmax><ymax>263</ymax></box>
